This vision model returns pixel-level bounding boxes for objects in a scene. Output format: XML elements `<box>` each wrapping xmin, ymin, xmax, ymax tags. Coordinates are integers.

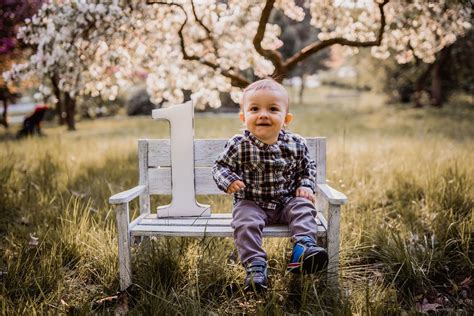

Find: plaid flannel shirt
<box><xmin>212</xmin><ymin>129</ymin><xmax>317</xmax><ymax>210</ymax></box>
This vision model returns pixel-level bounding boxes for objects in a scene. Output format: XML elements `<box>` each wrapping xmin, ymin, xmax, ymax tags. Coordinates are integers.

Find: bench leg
<box><xmin>116</xmin><ymin>203</ymin><xmax>132</xmax><ymax>291</ymax></box>
<box><xmin>327</xmin><ymin>203</ymin><xmax>341</xmax><ymax>290</ymax></box>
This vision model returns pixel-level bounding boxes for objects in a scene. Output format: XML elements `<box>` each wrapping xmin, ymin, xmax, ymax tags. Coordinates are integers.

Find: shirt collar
<box><xmin>244</xmin><ymin>129</ymin><xmax>289</xmax><ymax>148</ymax></box>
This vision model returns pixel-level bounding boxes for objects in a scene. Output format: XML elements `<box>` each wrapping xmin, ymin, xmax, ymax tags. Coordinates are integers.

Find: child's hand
<box><xmin>295</xmin><ymin>186</ymin><xmax>315</xmax><ymax>203</ymax></box>
<box><xmin>227</xmin><ymin>180</ymin><xmax>246</xmax><ymax>194</ymax></box>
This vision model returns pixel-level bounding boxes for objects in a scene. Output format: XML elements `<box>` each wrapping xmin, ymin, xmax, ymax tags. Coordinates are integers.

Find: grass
<box><xmin>0</xmin><ymin>87</ymin><xmax>473</xmax><ymax>314</ymax></box>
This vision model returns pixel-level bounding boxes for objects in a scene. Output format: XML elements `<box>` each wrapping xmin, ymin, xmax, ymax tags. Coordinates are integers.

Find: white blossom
<box><xmin>3</xmin><ymin>0</ymin><xmax>471</xmax><ymax>108</ymax></box>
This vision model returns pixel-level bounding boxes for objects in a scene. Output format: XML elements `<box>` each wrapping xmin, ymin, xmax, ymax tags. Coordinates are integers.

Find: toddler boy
<box><xmin>212</xmin><ymin>79</ymin><xmax>328</xmax><ymax>291</ymax></box>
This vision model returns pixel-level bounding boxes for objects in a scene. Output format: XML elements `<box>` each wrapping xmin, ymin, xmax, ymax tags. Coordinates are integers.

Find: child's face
<box><xmin>240</xmin><ymin>89</ymin><xmax>293</xmax><ymax>144</ymax></box>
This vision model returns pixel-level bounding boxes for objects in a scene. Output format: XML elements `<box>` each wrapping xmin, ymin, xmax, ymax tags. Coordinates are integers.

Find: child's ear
<box><xmin>284</xmin><ymin>113</ymin><xmax>293</xmax><ymax>125</ymax></box>
<box><xmin>239</xmin><ymin>112</ymin><xmax>245</xmax><ymax>122</ymax></box>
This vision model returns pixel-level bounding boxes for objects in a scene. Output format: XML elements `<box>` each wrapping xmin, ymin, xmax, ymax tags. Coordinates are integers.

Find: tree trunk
<box><xmin>413</xmin><ymin>62</ymin><xmax>435</xmax><ymax>108</ymax></box>
<box><xmin>0</xmin><ymin>86</ymin><xmax>12</xmax><ymax>128</ymax></box>
<box><xmin>430</xmin><ymin>46</ymin><xmax>452</xmax><ymax>107</ymax></box>
<box><xmin>51</xmin><ymin>74</ymin><xmax>66</xmax><ymax>125</ymax></box>
<box><xmin>298</xmin><ymin>74</ymin><xmax>306</xmax><ymax>105</ymax></box>
<box><xmin>430</xmin><ymin>65</ymin><xmax>442</xmax><ymax>107</ymax></box>
<box><xmin>1</xmin><ymin>99</ymin><xmax>8</xmax><ymax>128</ymax></box>
<box><xmin>64</xmin><ymin>93</ymin><xmax>76</xmax><ymax>131</ymax></box>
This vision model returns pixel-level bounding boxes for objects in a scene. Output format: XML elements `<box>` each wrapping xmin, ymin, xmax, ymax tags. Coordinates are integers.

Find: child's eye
<box><xmin>250</xmin><ymin>107</ymin><xmax>259</xmax><ymax>111</ymax></box>
<box><xmin>270</xmin><ymin>107</ymin><xmax>279</xmax><ymax>112</ymax></box>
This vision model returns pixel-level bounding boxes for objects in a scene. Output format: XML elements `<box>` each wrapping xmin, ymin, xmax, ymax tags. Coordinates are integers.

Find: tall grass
<box><xmin>0</xmin><ymin>88</ymin><xmax>472</xmax><ymax>313</ymax></box>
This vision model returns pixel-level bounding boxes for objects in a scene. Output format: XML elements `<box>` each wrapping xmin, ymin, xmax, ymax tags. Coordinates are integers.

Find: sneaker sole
<box><xmin>302</xmin><ymin>250</ymin><xmax>328</xmax><ymax>274</ymax></box>
<box><xmin>244</xmin><ymin>283</ymin><xmax>268</xmax><ymax>293</ymax></box>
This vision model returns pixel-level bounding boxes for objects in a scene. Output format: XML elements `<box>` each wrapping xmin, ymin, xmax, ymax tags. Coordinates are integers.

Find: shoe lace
<box><xmin>246</xmin><ymin>261</ymin><xmax>267</xmax><ymax>277</ymax></box>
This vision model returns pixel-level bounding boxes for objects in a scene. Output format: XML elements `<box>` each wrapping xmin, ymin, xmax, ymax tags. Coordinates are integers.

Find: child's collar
<box><xmin>243</xmin><ymin>130</ymin><xmax>289</xmax><ymax>148</ymax></box>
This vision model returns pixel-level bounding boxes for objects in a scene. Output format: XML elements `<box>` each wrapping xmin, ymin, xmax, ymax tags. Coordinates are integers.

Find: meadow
<box><xmin>0</xmin><ymin>88</ymin><xmax>472</xmax><ymax>314</ymax></box>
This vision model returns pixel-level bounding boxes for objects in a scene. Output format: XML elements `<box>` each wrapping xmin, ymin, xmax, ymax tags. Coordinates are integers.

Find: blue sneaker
<box><xmin>287</xmin><ymin>236</ymin><xmax>328</xmax><ymax>274</ymax></box>
<box><xmin>244</xmin><ymin>260</ymin><xmax>268</xmax><ymax>292</ymax></box>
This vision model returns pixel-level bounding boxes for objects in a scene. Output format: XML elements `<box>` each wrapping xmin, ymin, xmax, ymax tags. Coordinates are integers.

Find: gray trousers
<box><xmin>231</xmin><ymin>197</ymin><xmax>318</xmax><ymax>266</ymax></box>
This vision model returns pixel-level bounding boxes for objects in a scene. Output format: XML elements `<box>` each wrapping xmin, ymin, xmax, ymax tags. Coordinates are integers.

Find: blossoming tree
<box><xmin>0</xmin><ymin>0</ymin><xmax>44</xmax><ymax>127</ymax></box>
<box><xmin>3</xmin><ymin>0</ymin><xmax>471</xmax><ymax>129</ymax></box>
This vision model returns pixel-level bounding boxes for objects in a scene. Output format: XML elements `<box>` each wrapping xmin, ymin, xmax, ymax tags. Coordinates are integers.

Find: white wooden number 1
<box><xmin>152</xmin><ymin>101</ymin><xmax>211</xmax><ymax>217</ymax></box>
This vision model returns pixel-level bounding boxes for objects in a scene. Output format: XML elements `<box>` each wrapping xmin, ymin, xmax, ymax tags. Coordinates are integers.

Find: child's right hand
<box><xmin>227</xmin><ymin>180</ymin><xmax>246</xmax><ymax>194</ymax></box>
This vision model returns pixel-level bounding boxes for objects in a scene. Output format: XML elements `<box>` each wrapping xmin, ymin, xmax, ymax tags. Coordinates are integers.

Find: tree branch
<box><xmin>283</xmin><ymin>0</ymin><xmax>390</xmax><ymax>73</ymax></box>
<box><xmin>190</xmin><ymin>1</ymin><xmax>211</xmax><ymax>35</ymax></box>
<box><xmin>147</xmin><ymin>1</ymin><xmax>249</xmax><ymax>88</ymax></box>
<box><xmin>252</xmin><ymin>0</ymin><xmax>284</xmax><ymax>76</ymax></box>
<box><xmin>190</xmin><ymin>0</ymin><xmax>221</xmax><ymax>59</ymax></box>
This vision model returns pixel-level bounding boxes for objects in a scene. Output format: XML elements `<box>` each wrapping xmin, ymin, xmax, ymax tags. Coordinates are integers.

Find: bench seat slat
<box><xmin>130</xmin><ymin>213</ymin><xmax>326</xmax><ymax>238</ymax></box>
<box><xmin>139</xmin><ymin>213</ymin><xmax>324</xmax><ymax>227</ymax></box>
<box><xmin>131</xmin><ymin>225</ymin><xmax>326</xmax><ymax>238</ymax></box>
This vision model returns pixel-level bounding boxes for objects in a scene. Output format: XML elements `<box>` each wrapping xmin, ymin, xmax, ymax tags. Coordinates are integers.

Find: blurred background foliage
<box><xmin>350</xmin><ymin>30</ymin><xmax>474</xmax><ymax>107</ymax></box>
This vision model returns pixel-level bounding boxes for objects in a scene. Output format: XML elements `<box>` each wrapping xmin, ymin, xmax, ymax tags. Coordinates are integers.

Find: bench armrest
<box><xmin>109</xmin><ymin>185</ymin><xmax>146</xmax><ymax>205</ymax></box>
<box><xmin>316</xmin><ymin>183</ymin><xmax>348</xmax><ymax>205</ymax></box>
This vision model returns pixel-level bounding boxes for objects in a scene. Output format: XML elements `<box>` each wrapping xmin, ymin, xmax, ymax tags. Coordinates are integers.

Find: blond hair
<box><xmin>241</xmin><ymin>78</ymin><xmax>289</xmax><ymax>110</ymax></box>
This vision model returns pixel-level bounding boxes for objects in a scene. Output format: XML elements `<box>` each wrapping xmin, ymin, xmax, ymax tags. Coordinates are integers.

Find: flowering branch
<box><xmin>251</xmin><ymin>0</ymin><xmax>390</xmax><ymax>79</ymax></box>
<box><xmin>253</xmin><ymin>0</ymin><xmax>285</xmax><ymax>79</ymax></box>
<box><xmin>147</xmin><ymin>1</ymin><xmax>249</xmax><ymax>87</ymax></box>
<box><xmin>283</xmin><ymin>0</ymin><xmax>389</xmax><ymax>72</ymax></box>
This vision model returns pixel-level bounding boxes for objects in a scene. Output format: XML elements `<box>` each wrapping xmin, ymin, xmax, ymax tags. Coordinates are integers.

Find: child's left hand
<box><xmin>295</xmin><ymin>186</ymin><xmax>315</xmax><ymax>203</ymax></box>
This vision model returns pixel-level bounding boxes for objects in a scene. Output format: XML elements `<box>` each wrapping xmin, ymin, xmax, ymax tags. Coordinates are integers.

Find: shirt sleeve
<box><xmin>212</xmin><ymin>136</ymin><xmax>242</xmax><ymax>192</ymax></box>
<box><xmin>295</xmin><ymin>140</ymin><xmax>317</xmax><ymax>193</ymax></box>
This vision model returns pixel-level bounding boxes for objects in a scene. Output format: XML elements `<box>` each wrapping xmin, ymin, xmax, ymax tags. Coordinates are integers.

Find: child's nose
<box><xmin>258</xmin><ymin>111</ymin><xmax>269</xmax><ymax>118</ymax></box>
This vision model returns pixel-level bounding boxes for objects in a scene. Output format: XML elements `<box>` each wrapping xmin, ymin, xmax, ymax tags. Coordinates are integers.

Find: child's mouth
<box><xmin>257</xmin><ymin>123</ymin><xmax>271</xmax><ymax>126</ymax></box>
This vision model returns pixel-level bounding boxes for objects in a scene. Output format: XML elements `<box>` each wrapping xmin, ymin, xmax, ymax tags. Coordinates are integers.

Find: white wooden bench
<box><xmin>109</xmin><ymin>101</ymin><xmax>347</xmax><ymax>291</ymax></box>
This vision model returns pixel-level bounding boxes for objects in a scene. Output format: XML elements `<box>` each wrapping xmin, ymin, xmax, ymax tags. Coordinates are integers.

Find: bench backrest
<box><xmin>139</xmin><ymin>138</ymin><xmax>326</xmax><ymax>196</ymax></box>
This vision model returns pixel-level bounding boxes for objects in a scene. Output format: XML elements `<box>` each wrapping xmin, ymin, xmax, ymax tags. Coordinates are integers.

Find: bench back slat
<box><xmin>149</xmin><ymin>139</ymin><xmax>228</xmax><ymax>167</ymax></box>
<box><xmin>149</xmin><ymin>167</ymin><xmax>220</xmax><ymax>194</ymax></box>
<box><xmin>143</xmin><ymin>137</ymin><xmax>326</xmax><ymax>195</ymax></box>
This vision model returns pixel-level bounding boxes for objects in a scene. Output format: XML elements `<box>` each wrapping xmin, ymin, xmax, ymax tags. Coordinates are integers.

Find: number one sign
<box><xmin>152</xmin><ymin>101</ymin><xmax>211</xmax><ymax>217</ymax></box>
